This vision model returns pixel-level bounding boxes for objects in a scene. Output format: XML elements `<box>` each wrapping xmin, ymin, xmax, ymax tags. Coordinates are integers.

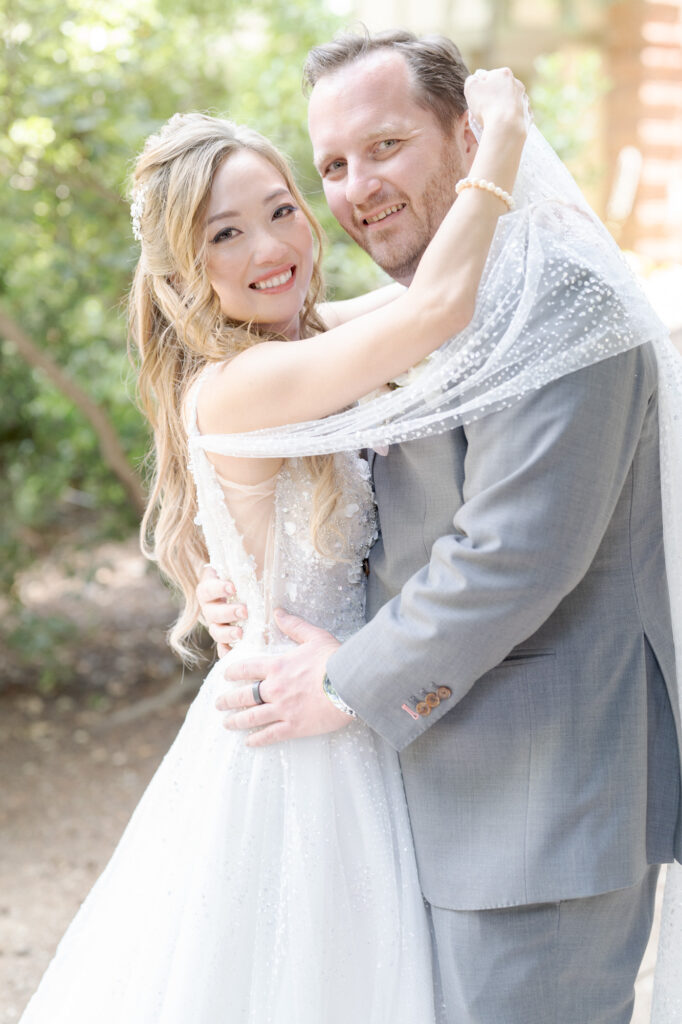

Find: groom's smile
<box><xmin>362</xmin><ymin>201</ymin><xmax>407</xmax><ymax>226</ymax></box>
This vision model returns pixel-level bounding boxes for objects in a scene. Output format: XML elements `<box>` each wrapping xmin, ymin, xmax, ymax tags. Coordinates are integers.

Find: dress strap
<box><xmin>185</xmin><ymin>364</ymin><xmax>267</xmax><ymax>646</ymax></box>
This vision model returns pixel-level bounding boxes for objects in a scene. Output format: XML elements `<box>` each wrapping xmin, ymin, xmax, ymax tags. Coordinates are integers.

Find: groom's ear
<box><xmin>448</xmin><ymin>110</ymin><xmax>477</xmax><ymax>162</ymax></box>
<box><xmin>460</xmin><ymin>113</ymin><xmax>478</xmax><ymax>155</ymax></box>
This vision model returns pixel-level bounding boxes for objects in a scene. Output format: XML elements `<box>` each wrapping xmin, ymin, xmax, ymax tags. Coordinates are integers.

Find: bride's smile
<box><xmin>249</xmin><ymin>265</ymin><xmax>296</xmax><ymax>291</ymax></box>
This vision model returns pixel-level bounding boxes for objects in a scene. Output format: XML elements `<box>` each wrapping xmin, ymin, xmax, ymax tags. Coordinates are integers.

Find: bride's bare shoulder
<box><xmin>195</xmin><ymin>344</ymin><xmax>282</xmax><ymax>435</ymax></box>
<box><xmin>193</xmin><ymin>357</ymin><xmax>284</xmax><ymax>484</ymax></box>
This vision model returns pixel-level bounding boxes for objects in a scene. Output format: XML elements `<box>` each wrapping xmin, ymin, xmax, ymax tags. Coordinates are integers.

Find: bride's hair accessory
<box><xmin>455</xmin><ymin>176</ymin><xmax>515</xmax><ymax>212</ymax></box>
<box><xmin>130</xmin><ymin>182</ymin><xmax>149</xmax><ymax>241</ymax></box>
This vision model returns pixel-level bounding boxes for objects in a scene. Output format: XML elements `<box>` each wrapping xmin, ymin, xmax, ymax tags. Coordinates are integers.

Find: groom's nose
<box><xmin>345</xmin><ymin>163</ymin><xmax>382</xmax><ymax>207</ymax></box>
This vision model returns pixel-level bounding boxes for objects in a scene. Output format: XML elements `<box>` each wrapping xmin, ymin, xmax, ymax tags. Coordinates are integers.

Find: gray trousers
<box><xmin>428</xmin><ymin>866</ymin><xmax>660</xmax><ymax>1024</ymax></box>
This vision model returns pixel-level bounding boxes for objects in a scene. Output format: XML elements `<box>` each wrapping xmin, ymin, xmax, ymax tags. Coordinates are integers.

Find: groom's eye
<box><xmin>376</xmin><ymin>139</ymin><xmax>400</xmax><ymax>152</ymax></box>
<box><xmin>324</xmin><ymin>159</ymin><xmax>346</xmax><ymax>176</ymax></box>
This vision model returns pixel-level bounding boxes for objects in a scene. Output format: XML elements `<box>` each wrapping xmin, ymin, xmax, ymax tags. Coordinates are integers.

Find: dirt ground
<box><xmin>0</xmin><ymin>540</ymin><xmax>666</xmax><ymax>1023</ymax></box>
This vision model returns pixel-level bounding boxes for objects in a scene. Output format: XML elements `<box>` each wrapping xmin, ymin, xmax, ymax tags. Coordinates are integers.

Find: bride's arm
<box><xmin>200</xmin><ymin>69</ymin><xmax>527</xmax><ymax>435</ymax></box>
<box><xmin>317</xmin><ymin>283</ymin><xmax>405</xmax><ymax>329</ymax></box>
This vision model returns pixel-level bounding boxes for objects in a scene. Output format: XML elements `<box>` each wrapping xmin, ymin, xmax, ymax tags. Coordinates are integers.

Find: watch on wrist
<box><xmin>322</xmin><ymin>673</ymin><xmax>357</xmax><ymax>718</ymax></box>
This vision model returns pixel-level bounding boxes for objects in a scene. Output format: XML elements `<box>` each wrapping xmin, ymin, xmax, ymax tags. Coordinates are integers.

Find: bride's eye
<box><xmin>273</xmin><ymin>204</ymin><xmax>297</xmax><ymax>220</ymax></box>
<box><xmin>211</xmin><ymin>226</ymin><xmax>241</xmax><ymax>244</ymax></box>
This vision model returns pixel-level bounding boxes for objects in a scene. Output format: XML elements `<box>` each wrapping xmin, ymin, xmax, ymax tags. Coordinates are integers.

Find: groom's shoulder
<box><xmin>462</xmin><ymin>343</ymin><xmax>657</xmax><ymax>450</ymax></box>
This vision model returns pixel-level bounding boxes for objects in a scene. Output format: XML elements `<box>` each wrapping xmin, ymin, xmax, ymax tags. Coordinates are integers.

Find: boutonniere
<box><xmin>358</xmin><ymin>353</ymin><xmax>436</xmax><ymax>406</ymax></box>
<box><xmin>358</xmin><ymin>354</ymin><xmax>436</xmax><ymax>456</ymax></box>
<box><xmin>388</xmin><ymin>352</ymin><xmax>436</xmax><ymax>389</ymax></box>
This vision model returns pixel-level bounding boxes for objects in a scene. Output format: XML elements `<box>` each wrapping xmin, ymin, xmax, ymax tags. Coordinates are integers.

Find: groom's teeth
<box><xmin>366</xmin><ymin>204</ymin><xmax>405</xmax><ymax>224</ymax></box>
<box><xmin>251</xmin><ymin>269</ymin><xmax>293</xmax><ymax>290</ymax></box>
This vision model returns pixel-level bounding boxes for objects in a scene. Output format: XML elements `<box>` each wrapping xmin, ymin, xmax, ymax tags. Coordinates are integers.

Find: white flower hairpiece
<box><xmin>130</xmin><ymin>182</ymin><xmax>149</xmax><ymax>242</ymax></box>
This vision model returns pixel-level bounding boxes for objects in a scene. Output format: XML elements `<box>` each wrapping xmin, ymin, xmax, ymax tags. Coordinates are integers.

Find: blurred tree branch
<box><xmin>0</xmin><ymin>307</ymin><xmax>146</xmax><ymax>514</ymax></box>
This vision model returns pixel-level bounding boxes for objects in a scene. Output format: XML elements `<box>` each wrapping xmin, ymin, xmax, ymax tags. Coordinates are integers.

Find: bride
<box><xmin>18</xmin><ymin>70</ymin><xmax>528</xmax><ymax>1023</ymax></box>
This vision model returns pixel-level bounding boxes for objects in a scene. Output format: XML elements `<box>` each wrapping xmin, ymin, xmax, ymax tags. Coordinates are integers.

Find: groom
<box><xmin>200</xmin><ymin>30</ymin><xmax>681</xmax><ymax>1023</ymax></box>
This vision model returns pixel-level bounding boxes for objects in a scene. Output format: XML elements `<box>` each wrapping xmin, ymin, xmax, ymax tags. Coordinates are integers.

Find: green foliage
<box><xmin>530</xmin><ymin>49</ymin><xmax>610</xmax><ymax>189</ymax></box>
<box><xmin>0</xmin><ymin>0</ymin><xmax>377</xmax><ymax>584</ymax></box>
<box><xmin>1</xmin><ymin>0</ymin><xmax>384</xmax><ymax>684</ymax></box>
<box><xmin>3</xmin><ymin>605</ymin><xmax>79</xmax><ymax>694</ymax></box>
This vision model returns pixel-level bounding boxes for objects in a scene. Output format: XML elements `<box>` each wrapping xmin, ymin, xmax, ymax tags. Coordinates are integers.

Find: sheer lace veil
<box><xmin>194</xmin><ymin>127</ymin><xmax>682</xmax><ymax>1016</ymax></box>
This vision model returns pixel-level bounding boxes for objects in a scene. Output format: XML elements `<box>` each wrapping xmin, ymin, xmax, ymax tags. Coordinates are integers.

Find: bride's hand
<box><xmin>464</xmin><ymin>67</ymin><xmax>530</xmax><ymax>137</ymax></box>
<box><xmin>196</xmin><ymin>565</ymin><xmax>247</xmax><ymax>655</ymax></box>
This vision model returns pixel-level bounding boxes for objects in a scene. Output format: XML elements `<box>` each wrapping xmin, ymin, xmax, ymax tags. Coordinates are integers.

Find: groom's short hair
<box><xmin>302</xmin><ymin>28</ymin><xmax>470</xmax><ymax>134</ymax></box>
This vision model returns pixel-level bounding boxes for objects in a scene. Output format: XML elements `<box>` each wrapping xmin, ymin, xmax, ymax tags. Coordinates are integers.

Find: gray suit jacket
<box><xmin>328</xmin><ymin>343</ymin><xmax>681</xmax><ymax>910</ymax></box>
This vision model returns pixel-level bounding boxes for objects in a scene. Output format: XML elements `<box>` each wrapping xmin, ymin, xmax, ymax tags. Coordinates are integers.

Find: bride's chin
<box><xmin>262</xmin><ymin>314</ymin><xmax>301</xmax><ymax>341</ymax></box>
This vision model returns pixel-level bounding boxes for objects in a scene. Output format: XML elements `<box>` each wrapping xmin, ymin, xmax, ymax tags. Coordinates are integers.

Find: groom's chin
<box><xmin>369</xmin><ymin>243</ymin><xmax>425</xmax><ymax>284</ymax></box>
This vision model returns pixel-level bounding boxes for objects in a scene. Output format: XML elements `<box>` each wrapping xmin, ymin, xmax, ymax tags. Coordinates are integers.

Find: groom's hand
<box><xmin>215</xmin><ymin>610</ymin><xmax>347</xmax><ymax>747</ymax></box>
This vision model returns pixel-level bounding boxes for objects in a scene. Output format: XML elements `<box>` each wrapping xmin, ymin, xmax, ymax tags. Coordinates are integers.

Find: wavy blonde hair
<box><xmin>128</xmin><ymin>112</ymin><xmax>341</xmax><ymax>661</ymax></box>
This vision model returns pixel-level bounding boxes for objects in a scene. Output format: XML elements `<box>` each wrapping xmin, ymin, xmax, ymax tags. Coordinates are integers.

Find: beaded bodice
<box><xmin>188</xmin><ymin>405</ymin><xmax>376</xmax><ymax>649</ymax></box>
<box><xmin>269</xmin><ymin>455</ymin><xmax>376</xmax><ymax>642</ymax></box>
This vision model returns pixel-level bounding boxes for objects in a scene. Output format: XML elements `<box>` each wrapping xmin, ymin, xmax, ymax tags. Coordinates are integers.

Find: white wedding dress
<box><xmin>18</xmin><ymin>382</ymin><xmax>438</xmax><ymax>1024</ymax></box>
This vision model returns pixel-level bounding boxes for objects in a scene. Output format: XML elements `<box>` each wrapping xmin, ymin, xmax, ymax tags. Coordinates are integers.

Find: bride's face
<box><xmin>204</xmin><ymin>149</ymin><xmax>315</xmax><ymax>340</ymax></box>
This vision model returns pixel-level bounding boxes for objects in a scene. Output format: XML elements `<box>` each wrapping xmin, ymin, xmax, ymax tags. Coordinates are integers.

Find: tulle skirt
<box><xmin>19</xmin><ymin>655</ymin><xmax>438</xmax><ymax>1023</ymax></box>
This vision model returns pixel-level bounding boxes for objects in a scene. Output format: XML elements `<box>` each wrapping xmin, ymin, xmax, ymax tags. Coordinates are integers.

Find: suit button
<box><xmin>425</xmin><ymin>692</ymin><xmax>440</xmax><ymax>707</ymax></box>
<box><xmin>437</xmin><ymin>686</ymin><xmax>452</xmax><ymax>700</ymax></box>
<box><xmin>415</xmin><ymin>701</ymin><xmax>431</xmax><ymax>717</ymax></box>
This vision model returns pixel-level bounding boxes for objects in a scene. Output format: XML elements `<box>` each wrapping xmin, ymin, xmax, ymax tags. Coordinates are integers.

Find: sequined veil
<box><xmin>196</xmin><ymin>126</ymin><xmax>682</xmax><ymax>1021</ymax></box>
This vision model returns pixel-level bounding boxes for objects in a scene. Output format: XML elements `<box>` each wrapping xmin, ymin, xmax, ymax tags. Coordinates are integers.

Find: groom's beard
<box><xmin>351</xmin><ymin>146</ymin><xmax>464</xmax><ymax>284</ymax></box>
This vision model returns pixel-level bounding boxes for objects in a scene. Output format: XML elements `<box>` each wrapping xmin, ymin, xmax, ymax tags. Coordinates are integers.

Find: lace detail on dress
<box><xmin>270</xmin><ymin>455</ymin><xmax>377</xmax><ymax>643</ymax></box>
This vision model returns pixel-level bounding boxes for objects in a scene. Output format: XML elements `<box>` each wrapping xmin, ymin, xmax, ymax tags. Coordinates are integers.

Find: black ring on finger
<box><xmin>251</xmin><ymin>680</ymin><xmax>266</xmax><ymax>705</ymax></box>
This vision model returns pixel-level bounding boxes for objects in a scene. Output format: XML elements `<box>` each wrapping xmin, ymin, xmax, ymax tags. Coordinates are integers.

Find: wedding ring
<box><xmin>252</xmin><ymin>680</ymin><xmax>265</xmax><ymax>705</ymax></box>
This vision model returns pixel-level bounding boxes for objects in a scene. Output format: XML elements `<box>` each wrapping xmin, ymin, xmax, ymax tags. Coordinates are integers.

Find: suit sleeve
<box><xmin>327</xmin><ymin>344</ymin><xmax>656</xmax><ymax>750</ymax></box>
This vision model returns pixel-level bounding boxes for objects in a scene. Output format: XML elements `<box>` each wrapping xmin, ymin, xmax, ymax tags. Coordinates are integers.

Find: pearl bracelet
<box><xmin>455</xmin><ymin>177</ymin><xmax>515</xmax><ymax>212</ymax></box>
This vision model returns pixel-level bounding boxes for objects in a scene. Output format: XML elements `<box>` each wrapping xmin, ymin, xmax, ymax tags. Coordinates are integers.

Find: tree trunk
<box><xmin>0</xmin><ymin>307</ymin><xmax>147</xmax><ymax>515</ymax></box>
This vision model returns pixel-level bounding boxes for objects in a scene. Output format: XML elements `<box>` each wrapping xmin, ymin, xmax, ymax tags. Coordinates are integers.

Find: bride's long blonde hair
<box><xmin>128</xmin><ymin>113</ymin><xmax>339</xmax><ymax>661</ymax></box>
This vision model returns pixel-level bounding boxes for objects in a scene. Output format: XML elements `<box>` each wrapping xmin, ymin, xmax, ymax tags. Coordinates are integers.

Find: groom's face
<box><xmin>308</xmin><ymin>50</ymin><xmax>475</xmax><ymax>284</ymax></box>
